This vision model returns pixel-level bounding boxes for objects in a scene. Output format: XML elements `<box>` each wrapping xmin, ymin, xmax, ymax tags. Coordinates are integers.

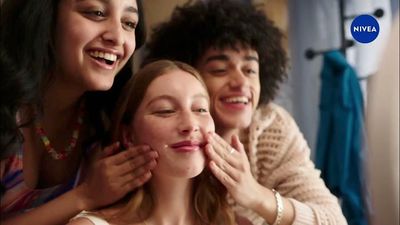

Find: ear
<box><xmin>121</xmin><ymin>124</ymin><xmax>134</xmax><ymax>147</ymax></box>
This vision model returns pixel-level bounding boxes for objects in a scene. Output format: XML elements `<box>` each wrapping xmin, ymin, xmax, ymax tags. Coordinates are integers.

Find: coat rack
<box><xmin>305</xmin><ymin>0</ymin><xmax>384</xmax><ymax>60</ymax></box>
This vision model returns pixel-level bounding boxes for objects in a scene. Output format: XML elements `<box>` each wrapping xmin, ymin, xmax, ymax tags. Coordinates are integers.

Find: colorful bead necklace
<box><xmin>35</xmin><ymin>102</ymin><xmax>85</xmax><ymax>160</ymax></box>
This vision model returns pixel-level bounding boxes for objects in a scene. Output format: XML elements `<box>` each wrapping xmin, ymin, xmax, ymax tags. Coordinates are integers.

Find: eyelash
<box><xmin>246</xmin><ymin>69</ymin><xmax>257</xmax><ymax>74</ymax></box>
<box><xmin>155</xmin><ymin>109</ymin><xmax>175</xmax><ymax>114</ymax></box>
<box><xmin>210</xmin><ymin>69</ymin><xmax>227</xmax><ymax>76</ymax></box>
<box><xmin>83</xmin><ymin>10</ymin><xmax>137</xmax><ymax>31</ymax></box>
<box><xmin>123</xmin><ymin>21</ymin><xmax>137</xmax><ymax>30</ymax></box>
<box><xmin>84</xmin><ymin>10</ymin><xmax>105</xmax><ymax>19</ymax></box>
<box><xmin>209</xmin><ymin>68</ymin><xmax>257</xmax><ymax>75</ymax></box>
<box><xmin>195</xmin><ymin>108</ymin><xmax>208</xmax><ymax>113</ymax></box>
<box><xmin>154</xmin><ymin>108</ymin><xmax>208</xmax><ymax>115</ymax></box>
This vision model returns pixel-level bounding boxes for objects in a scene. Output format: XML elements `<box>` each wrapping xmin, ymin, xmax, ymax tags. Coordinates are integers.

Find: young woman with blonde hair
<box><xmin>68</xmin><ymin>60</ymin><xmax>240</xmax><ymax>225</ymax></box>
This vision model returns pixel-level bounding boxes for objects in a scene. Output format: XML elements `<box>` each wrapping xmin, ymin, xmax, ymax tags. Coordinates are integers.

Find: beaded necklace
<box><xmin>35</xmin><ymin>102</ymin><xmax>85</xmax><ymax>160</ymax></box>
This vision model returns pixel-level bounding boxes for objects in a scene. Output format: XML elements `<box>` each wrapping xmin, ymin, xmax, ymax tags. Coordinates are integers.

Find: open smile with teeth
<box><xmin>89</xmin><ymin>51</ymin><xmax>118</xmax><ymax>66</ymax></box>
<box><xmin>223</xmin><ymin>96</ymin><xmax>250</xmax><ymax>104</ymax></box>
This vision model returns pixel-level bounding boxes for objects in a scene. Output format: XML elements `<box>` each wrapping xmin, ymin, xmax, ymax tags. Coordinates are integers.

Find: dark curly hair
<box><xmin>143</xmin><ymin>0</ymin><xmax>288</xmax><ymax>106</ymax></box>
<box><xmin>0</xmin><ymin>0</ymin><xmax>146</xmax><ymax>159</ymax></box>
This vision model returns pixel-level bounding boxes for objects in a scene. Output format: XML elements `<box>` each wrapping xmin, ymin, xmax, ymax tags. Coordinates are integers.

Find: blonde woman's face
<box><xmin>129</xmin><ymin>70</ymin><xmax>215</xmax><ymax>179</ymax></box>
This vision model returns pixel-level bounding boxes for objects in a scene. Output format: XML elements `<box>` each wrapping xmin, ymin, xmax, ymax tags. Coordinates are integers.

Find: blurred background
<box><xmin>134</xmin><ymin>1</ymin><xmax>399</xmax><ymax>225</ymax></box>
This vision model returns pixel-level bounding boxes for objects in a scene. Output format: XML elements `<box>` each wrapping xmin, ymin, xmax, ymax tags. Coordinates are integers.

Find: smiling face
<box><xmin>53</xmin><ymin>0</ymin><xmax>138</xmax><ymax>92</ymax></box>
<box><xmin>126</xmin><ymin>69</ymin><xmax>215</xmax><ymax>179</ymax></box>
<box><xmin>196</xmin><ymin>45</ymin><xmax>261</xmax><ymax>134</ymax></box>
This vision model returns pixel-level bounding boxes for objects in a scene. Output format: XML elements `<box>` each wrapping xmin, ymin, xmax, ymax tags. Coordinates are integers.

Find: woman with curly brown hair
<box><xmin>142</xmin><ymin>0</ymin><xmax>348</xmax><ymax>225</ymax></box>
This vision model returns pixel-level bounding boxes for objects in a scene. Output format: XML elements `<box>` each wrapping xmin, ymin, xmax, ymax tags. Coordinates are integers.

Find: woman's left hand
<box><xmin>205</xmin><ymin>132</ymin><xmax>264</xmax><ymax>210</ymax></box>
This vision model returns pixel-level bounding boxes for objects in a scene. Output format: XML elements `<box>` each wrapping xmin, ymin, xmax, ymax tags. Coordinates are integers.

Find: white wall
<box><xmin>366</xmin><ymin>14</ymin><xmax>399</xmax><ymax>225</ymax></box>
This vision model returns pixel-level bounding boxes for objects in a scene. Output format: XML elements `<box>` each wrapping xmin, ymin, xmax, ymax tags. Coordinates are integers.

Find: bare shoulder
<box><xmin>67</xmin><ymin>217</ymin><xmax>96</xmax><ymax>225</ymax></box>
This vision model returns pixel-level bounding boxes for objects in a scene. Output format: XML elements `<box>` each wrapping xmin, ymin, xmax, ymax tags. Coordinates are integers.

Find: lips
<box><xmin>89</xmin><ymin>51</ymin><xmax>118</xmax><ymax>64</ymax></box>
<box><xmin>87</xmin><ymin>49</ymin><xmax>123</xmax><ymax>69</ymax></box>
<box><xmin>219</xmin><ymin>95</ymin><xmax>252</xmax><ymax>110</ymax></box>
<box><xmin>170</xmin><ymin>140</ymin><xmax>205</xmax><ymax>152</ymax></box>
<box><xmin>221</xmin><ymin>96</ymin><xmax>250</xmax><ymax>104</ymax></box>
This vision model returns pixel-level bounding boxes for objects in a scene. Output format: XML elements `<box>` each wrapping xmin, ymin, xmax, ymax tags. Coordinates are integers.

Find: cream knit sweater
<box><xmin>232</xmin><ymin>103</ymin><xmax>348</xmax><ymax>225</ymax></box>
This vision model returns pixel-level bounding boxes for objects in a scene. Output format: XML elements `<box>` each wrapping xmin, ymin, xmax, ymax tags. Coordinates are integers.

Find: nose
<box><xmin>229</xmin><ymin>68</ymin><xmax>247</xmax><ymax>88</ymax></box>
<box><xmin>101</xmin><ymin>18</ymin><xmax>124</xmax><ymax>46</ymax></box>
<box><xmin>179</xmin><ymin>111</ymin><xmax>200</xmax><ymax>135</ymax></box>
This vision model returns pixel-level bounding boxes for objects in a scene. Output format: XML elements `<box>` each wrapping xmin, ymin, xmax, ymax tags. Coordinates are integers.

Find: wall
<box><xmin>366</xmin><ymin>14</ymin><xmax>399</xmax><ymax>225</ymax></box>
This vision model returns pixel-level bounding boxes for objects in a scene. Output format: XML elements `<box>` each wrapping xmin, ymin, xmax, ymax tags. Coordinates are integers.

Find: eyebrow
<box><xmin>193</xmin><ymin>93</ymin><xmax>210</xmax><ymax>101</ymax></box>
<box><xmin>76</xmin><ymin>0</ymin><xmax>138</xmax><ymax>14</ymax></box>
<box><xmin>126</xmin><ymin>6</ymin><xmax>138</xmax><ymax>14</ymax></box>
<box><xmin>146</xmin><ymin>93</ymin><xmax>209</xmax><ymax>107</ymax></box>
<box><xmin>205</xmin><ymin>54</ymin><xmax>259</xmax><ymax>64</ymax></box>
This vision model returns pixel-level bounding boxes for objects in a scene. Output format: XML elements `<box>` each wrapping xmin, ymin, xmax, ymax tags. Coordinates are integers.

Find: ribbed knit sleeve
<box><xmin>233</xmin><ymin>103</ymin><xmax>347</xmax><ymax>225</ymax></box>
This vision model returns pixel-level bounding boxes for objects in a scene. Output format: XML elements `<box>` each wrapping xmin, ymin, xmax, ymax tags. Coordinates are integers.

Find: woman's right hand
<box><xmin>76</xmin><ymin>142</ymin><xmax>158</xmax><ymax>210</ymax></box>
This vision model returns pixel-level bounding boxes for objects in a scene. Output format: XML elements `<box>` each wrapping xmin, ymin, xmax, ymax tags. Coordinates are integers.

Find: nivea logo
<box><xmin>353</xmin><ymin>26</ymin><xmax>378</xmax><ymax>32</ymax></box>
<box><xmin>351</xmin><ymin>14</ymin><xmax>380</xmax><ymax>43</ymax></box>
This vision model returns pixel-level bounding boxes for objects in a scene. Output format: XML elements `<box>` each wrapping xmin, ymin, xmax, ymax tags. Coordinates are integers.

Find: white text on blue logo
<box><xmin>353</xmin><ymin>26</ymin><xmax>377</xmax><ymax>32</ymax></box>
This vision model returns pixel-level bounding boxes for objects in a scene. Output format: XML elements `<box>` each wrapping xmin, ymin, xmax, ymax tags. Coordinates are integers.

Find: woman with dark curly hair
<box><xmin>0</xmin><ymin>0</ymin><xmax>158</xmax><ymax>224</ymax></box>
<box><xmin>143</xmin><ymin>0</ymin><xmax>347</xmax><ymax>225</ymax></box>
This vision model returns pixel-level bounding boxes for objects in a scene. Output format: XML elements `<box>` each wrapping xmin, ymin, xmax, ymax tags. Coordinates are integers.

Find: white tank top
<box><xmin>71</xmin><ymin>211</ymin><xmax>110</xmax><ymax>225</ymax></box>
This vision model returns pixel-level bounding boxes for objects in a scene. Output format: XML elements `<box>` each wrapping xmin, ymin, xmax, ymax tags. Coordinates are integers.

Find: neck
<box><xmin>147</xmin><ymin>177</ymin><xmax>195</xmax><ymax>225</ymax></box>
<box><xmin>36</xmin><ymin>77</ymin><xmax>85</xmax><ymax>149</ymax></box>
<box><xmin>42</xmin><ymin>77</ymin><xmax>84</xmax><ymax>118</ymax></box>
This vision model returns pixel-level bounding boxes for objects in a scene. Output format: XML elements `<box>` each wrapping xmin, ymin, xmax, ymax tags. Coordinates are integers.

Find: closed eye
<box><xmin>153</xmin><ymin>109</ymin><xmax>175</xmax><ymax>115</ymax></box>
<box><xmin>209</xmin><ymin>68</ymin><xmax>227</xmax><ymax>75</ymax></box>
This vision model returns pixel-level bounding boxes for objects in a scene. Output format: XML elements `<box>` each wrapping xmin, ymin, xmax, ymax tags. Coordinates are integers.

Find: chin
<box><xmin>186</xmin><ymin>165</ymin><xmax>205</xmax><ymax>178</ymax></box>
<box><xmin>156</xmin><ymin>162</ymin><xmax>205</xmax><ymax>179</ymax></box>
<box><xmin>218</xmin><ymin>117</ymin><xmax>252</xmax><ymax>130</ymax></box>
<box><xmin>214</xmin><ymin>110</ymin><xmax>253</xmax><ymax>129</ymax></box>
<box><xmin>176</xmin><ymin>161</ymin><xmax>205</xmax><ymax>178</ymax></box>
<box><xmin>87</xmin><ymin>81</ymin><xmax>115</xmax><ymax>91</ymax></box>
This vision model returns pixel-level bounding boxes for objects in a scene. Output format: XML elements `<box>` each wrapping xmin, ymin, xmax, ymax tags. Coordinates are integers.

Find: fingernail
<box><xmin>153</xmin><ymin>151</ymin><xmax>159</xmax><ymax>157</ymax></box>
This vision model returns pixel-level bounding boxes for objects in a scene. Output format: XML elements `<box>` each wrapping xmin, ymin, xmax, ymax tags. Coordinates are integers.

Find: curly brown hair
<box><xmin>143</xmin><ymin>0</ymin><xmax>288</xmax><ymax>105</ymax></box>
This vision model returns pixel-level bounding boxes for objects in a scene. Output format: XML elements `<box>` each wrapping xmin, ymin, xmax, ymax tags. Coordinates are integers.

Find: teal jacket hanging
<box><xmin>315</xmin><ymin>51</ymin><xmax>368</xmax><ymax>225</ymax></box>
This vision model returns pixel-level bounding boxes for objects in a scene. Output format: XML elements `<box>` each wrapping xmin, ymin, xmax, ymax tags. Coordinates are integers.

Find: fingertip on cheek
<box><xmin>204</xmin><ymin>144</ymin><xmax>213</xmax><ymax>154</ymax></box>
<box><xmin>209</xmin><ymin>160</ymin><xmax>216</xmax><ymax>168</ymax></box>
<box><xmin>203</xmin><ymin>132</ymin><xmax>211</xmax><ymax>140</ymax></box>
<box><xmin>206</xmin><ymin>133</ymin><xmax>214</xmax><ymax>143</ymax></box>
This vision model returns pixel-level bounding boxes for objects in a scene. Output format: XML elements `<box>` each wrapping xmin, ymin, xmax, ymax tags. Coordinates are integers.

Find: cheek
<box><xmin>251</xmin><ymin>79</ymin><xmax>261</xmax><ymax>99</ymax></box>
<box><xmin>55</xmin><ymin>25</ymin><xmax>89</xmax><ymax>64</ymax></box>
<box><xmin>202</xmin><ymin>115</ymin><xmax>215</xmax><ymax>133</ymax></box>
<box><xmin>203</xmin><ymin>78</ymin><xmax>222</xmax><ymax>97</ymax></box>
<box><xmin>125</xmin><ymin>34</ymin><xmax>136</xmax><ymax>56</ymax></box>
<box><xmin>206</xmin><ymin>84</ymin><xmax>218</xmax><ymax>96</ymax></box>
<box><xmin>134</xmin><ymin>119</ymin><xmax>167</xmax><ymax>149</ymax></box>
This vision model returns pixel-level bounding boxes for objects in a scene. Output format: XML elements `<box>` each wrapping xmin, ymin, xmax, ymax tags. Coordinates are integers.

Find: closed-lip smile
<box><xmin>170</xmin><ymin>140</ymin><xmax>205</xmax><ymax>152</ymax></box>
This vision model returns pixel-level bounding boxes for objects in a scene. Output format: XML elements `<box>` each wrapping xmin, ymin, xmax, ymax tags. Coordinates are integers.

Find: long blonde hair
<box><xmin>107</xmin><ymin>60</ymin><xmax>235</xmax><ymax>225</ymax></box>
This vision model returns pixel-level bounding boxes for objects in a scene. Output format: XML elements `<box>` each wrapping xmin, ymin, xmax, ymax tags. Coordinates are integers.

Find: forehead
<box><xmin>145</xmin><ymin>69</ymin><xmax>207</xmax><ymax>98</ymax></box>
<box><xmin>199</xmin><ymin>46</ymin><xmax>259</xmax><ymax>64</ymax></box>
<box><xmin>67</xmin><ymin>0</ymin><xmax>138</xmax><ymax>10</ymax></box>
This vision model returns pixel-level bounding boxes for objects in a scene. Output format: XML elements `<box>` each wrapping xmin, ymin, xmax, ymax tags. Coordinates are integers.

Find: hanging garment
<box><xmin>315</xmin><ymin>51</ymin><xmax>368</xmax><ymax>225</ymax></box>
